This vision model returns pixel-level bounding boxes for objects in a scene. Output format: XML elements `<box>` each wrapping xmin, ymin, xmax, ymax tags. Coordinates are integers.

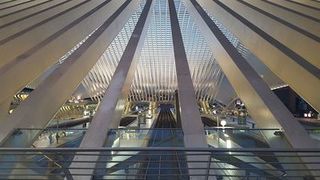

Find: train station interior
<box><xmin>0</xmin><ymin>0</ymin><xmax>319</xmax><ymax>179</ymax></box>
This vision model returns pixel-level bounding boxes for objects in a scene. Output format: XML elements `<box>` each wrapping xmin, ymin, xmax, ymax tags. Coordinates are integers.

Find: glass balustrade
<box><xmin>106</xmin><ymin>128</ymin><xmax>184</xmax><ymax>147</ymax></box>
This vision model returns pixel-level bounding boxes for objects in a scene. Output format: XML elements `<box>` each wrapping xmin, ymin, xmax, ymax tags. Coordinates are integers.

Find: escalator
<box><xmin>119</xmin><ymin>116</ymin><xmax>137</xmax><ymax>127</ymax></box>
<box><xmin>138</xmin><ymin>104</ymin><xmax>188</xmax><ymax>179</ymax></box>
<box><xmin>202</xmin><ymin>116</ymin><xmax>217</xmax><ymax>127</ymax></box>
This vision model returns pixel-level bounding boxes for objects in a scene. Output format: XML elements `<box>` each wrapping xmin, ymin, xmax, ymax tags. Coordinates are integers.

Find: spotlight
<box><xmin>220</xmin><ymin>120</ymin><xmax>227</xmax><ymax>127</ymax></box>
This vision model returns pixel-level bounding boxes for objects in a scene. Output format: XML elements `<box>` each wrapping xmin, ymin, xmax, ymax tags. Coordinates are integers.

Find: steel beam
<box><xmin>185</xmin><ymin>0</ymin><xmax>319</xmax><ymax>176</ymax></box>
<box><xmin>0</xmin><ymin>0</ymin><xmax>50</xmax><ymax>17</ymax></box>
<box><xmin>0</xmin><ymin>0</ymin><xmax>24</xmax><ymax>9</ymax></box>
<box><xmin>169</xmin><ymin>0</ymin><xmax>207</xmax><ymax>148</ymax></box>
<box><xmin>242</xmin><ymin>0</ymin><xmax>320</xmax><ymax>37</ymax></box>
<box><xmin>168</xmin><ymin>0</ymin><xmax>210</xmax><ymax>179</ymax></box>
<box><xmin>219</xmin><ymin>0</ymin><xmax>319</xmax><ymax>69</ymax></box>
<box><xmin>0</xmin><ymin>0</ymin><xmax>68</xmax><ymax>28</ymax></box>
<box><xmin>0</xmin><ymin>0</ymin><xmax>126</xmax><ymax>118</ymax></box>
<box><xmin>185</xmin><ymin>0</ymin><xmax>319</xmax><ymax>150</ymax></box>
<box><xmin>266</xmin><ymin>0</ymin><xmax>320</xmax><ymax>19</ymax></box>
<box><xmin>0</xmin><ymin>0</ymin><xmax>140</xmax><ymax>145</ymax></box>
<box><xmin>195</xmin><ymin>0</ymin><xmax>320</xmax><ymax>112</ymax></box>
<box><xmin>0</xmin><ymin>0</ymin><xmax>35</xmax><ymax>12</ymax></box>
<box><xmin>289</xmin><ymin>0</ymin><xmax>320</xmax><ymax>9</ymax></box>
<box><xmin>0</xmin><ymin>0</ymin><xmax>90</xmax><ymax>55</ymax></box>
<box><xmin>69</xmin><ymin>0</ymin><xmax>154</xmax><ymax>179</ymax></box>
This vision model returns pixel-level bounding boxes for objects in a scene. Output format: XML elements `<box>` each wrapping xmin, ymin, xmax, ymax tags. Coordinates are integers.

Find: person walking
<box><xmin>55</xmin><ymin>132</ymin><xmax>60</xmax><ymax>144</ymax></box>
<box><xmin>48</xmin><ymin>133</ymin><xmax>53</xmax><ymax>144</ymax></box>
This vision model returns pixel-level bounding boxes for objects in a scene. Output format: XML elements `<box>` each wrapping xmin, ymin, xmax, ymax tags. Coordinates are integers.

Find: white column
<box><xmin>266</xmin><ymin>0</ymin><xmax>320</xmax><ymax>19</ymax></box>
<box><xmin>185</xmin><ymin>0</ymin><xmax>319</xmax><ymax>176</ymax></box>
<box><xmin>186</xmin><ymin>0</ymin><xmax>319</xmax><ymax>150</ymax></box>
<box><xmin>242</xmin><ymin>0</ymin><xmax>320</xmax><ymax>37</ymax></box>
<box><xmin>0</xmin><ymin>0</ymin><xmax>82</xmax><ymax>38</ymax></box>
<box><xmin>69</xmin><ymin>1</ymin><xmax>154</xmax><ymax>179</ymax></box>
<box><xmin>0</xmin><ymin>0</ymin><xmax>47</xmax><ymax>16</ymax></box>
<box><xmin>169</xmin><ymin>0</ymin><xmax>209</xmax><ymax>179</ymax></box>
<box><xmin>0</xmin><ymin>0</ymin><xmax>126</xmax><ymax>114</ymax></box>
<box><xmin>195</xmin><ymin>0</ymin><xmax>320</xmax><ymax>112</ymax></box>
<box><xmin>218</xmin><ymin>0</ymin><xmax>319</xmax><ymax>69</ymax></box>
<box><xmin>289</xmin><ymin>0</ymin><xmax>320</xmax><ymax>9</ymax></box>
<box><xmin>0</xmin><ymin>0</ymin><xmax>67</xmax><ymax>26</ymax></box>
<box><xmin>0</xmin><ymin>0</ymin><xmax>140</xmax><ymax>145</ymax></box>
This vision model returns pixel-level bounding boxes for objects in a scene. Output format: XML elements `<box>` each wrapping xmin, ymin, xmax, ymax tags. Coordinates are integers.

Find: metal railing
<box><xmin>0</xmin><ymin>147</ymin><xmax>319</xmax><ymax>179</ymax></box>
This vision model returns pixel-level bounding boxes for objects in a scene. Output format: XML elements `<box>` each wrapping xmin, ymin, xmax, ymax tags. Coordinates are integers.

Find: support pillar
<box><xmin>0</xmin><ymin>0</ymin><xmax>49</xmax><ymax>17</ymax></box>
<box><xmin>241</xmin><ymin>0</ymin><xmax>320</xmax><ymax>37</ymax></box>
<box><xmin>69</xmin><ymin>1</ymin><xmax>154</xmax><ymax>179</ymax></box>
<box><xmin>0</xmin><ymin>0</ymin><xmax>67</xmax><ymax>27</ymax></box>
<box><xmin>194</xmin><ymin>0</ymin><xmax>320</xmax><ymax>112</ymax></box>
<box><xmin>168</xmin><ymin>1</ymin><xmax>209</xmax><ymax>179</ymax></box>
<box><xmin>174</xmin><ymin>90</ymin><xmax>182</xmax><ymax>128</ymax></box>
<box><xmin>186</xmin><ymin>0</ymin><xmax>319</xmax><ymax>149</ymax></box>
<box><xmin>169</xmin><ymin>0</ymin><xmax>207</xmax><ymax>148</ymax></box>
<box><xmin>266</xmin><ymin>0</ymin><xmax>320</xmax><ymax>20</ymax></box>
<box><xmin>0</xmin><ymin>0</ymin><xmax>126</xmax><ymax>114</ymax></box>
<box><xmin>185</xmin><ymin>0</ymin><xmax>319</xmax><ymax>176</ymax></box>
<box><xmin>289</xmin><ymin>0</ymin><xmax>320</xmax><ymax>9</ymax></box>
<box><xmin>218</xmin><ymin>0</ymin><xmax>320</xmax><ymax>69</ymax></box>
<box><xmin>0</xmin><ymin>0</ymin><xmax>140</xmax><ymax>145</ymax></box>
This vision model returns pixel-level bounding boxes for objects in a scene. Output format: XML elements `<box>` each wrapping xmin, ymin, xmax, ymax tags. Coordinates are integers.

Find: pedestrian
<box><xmin>56</xmin><ymin>133</ymin><xmax>60</xmax><ymax>144</ymax></box>
<box><xmin>48</xmin><ymin>133</ymin><xmax>53</xmax><ymax>144</ymax></box>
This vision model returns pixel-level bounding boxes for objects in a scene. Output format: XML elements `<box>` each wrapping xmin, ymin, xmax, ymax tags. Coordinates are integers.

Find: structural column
<box><xmin>69</xmin><ymin>0</ymin><xmax>154</xmax><ymax>179</ymax></box>
<box><xmin>168</xmin><ymin>0</ymin><xmax>210</xmax><ymax>179</ymax></box>
<box><xmin>185</xmin><ymin>0</ymin><xmax>319</xmax><ymax>176</ymax></box>
<box><xmin>186</xmin><ymin>0</ymin><xmax>319</xmax><ymax>150</ymax></box>
<box><xmin>219</xmin><ymin>0</ymin><xmax>320</xmax><ymax>69</ymax></box>
<box><xmin>0</xmin><ymin>0</ymin><xmax>140</xmax><ymax>145</ymax></box>
<box><xmin>241</xmin><ymin>0</ymin><xmax>320</xmax><ymax>37</ymax></box>
<box><xmin>0</xmin><ymin>0</ymin><xmax>126</xmax><ymax>116</ymax></box>
<box><xmin>169</xmin><ymin>0</ymin><xmax>207</xmax><ymax>148</ymax></box>
<box><xmin>194</xmin><ymin>0</ymin><xmax>320</xmax><ymax>112</ymax></box>
<box><xmin>0</xmin><ymin>0</ymin><xmax>67</xmax><ymax>26</ymax></box>
<box><xmin>266</xmin><ymin>0</ymin><xmax>320</xmax><ymax>19</ymax></box>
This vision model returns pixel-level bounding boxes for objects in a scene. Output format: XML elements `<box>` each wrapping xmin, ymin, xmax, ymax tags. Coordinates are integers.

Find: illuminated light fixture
<box><xmin>226</xmin><ymin>139</ymin><xmax>232</xmax><ymax>148</ymax></box>
<box><xmin>304</xmin><ymin>113</ymin><xmax>308</xmax><ymax>118</ymax></box>
<box><xmin>220</xmin><ymin>120</ymin><xmax>227</xmax><ymax>127</ymax></box>
<box><xmin>271</xmin><ymin>84</ymin><xmax>289</xmax><ymax>90</ymax></box>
